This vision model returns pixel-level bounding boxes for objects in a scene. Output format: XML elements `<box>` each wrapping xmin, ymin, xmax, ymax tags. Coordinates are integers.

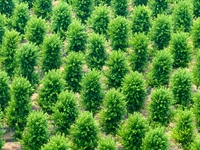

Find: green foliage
<box><xmin>108</xmin><ymin>16</ymin><xmax>130</xmax><ymax>51</ymax></box>
<box><xmin>131</xmin><ymin>5</ymin><xmax>151</xmax><ymax>34</ymax></box>
<box><xmin>51</xmin><ymin>1</ymin><xmax>72</xmax><ymax>39</ymax></box>
<box><xmin>15</xmin><ymin>43</ymin><xmax>39</xmax><ymax>86</ymax></box>
<box><xmin>172</xmin><ymin>0</ymin><xmax>193</xmax><ymax>32</ymax></box>
<box><xmin>21</xmin><ymin>0</ymin><xmax>34</xmax><ymax>8</ymax></box>
<box><xmin>66</xmin><ymin>20</ymin><xmax>87</xmax><ymax>52</ymax></box>
<box><xmin>122</xmin><ymin>71</ymin><xmax>146</xmax><ymax>113</ymax></box>
<box><xmin>11</xmin><ymin>3</ymin><xmax>30</xmax><ymax>35</ymax></box>
<box><xmin>81</xmin><ymin>70</ymin><xmax>104</xmax><ymax>113</ymax></box>
<box><xmin>38</xmin><ymin>70</ymin><xmax>66</xmax><ymax>114</ymax></box>
<box><xmin>0</xmin><ymin>111</ymin><xmax>5</xmax><ymax>149</ymax></box>
<box><xmin>105</xmin><ymin>50</ymin><xmax>129</xmax><ymax>89</ymax></box>
<box><xmin>33</xmin><ymin>0</ymin><xmax>52</xmax><ymax>19</ymax></box>
<box><xmin>98</xmin><ymin>135</ymin><xmax>117</xmax><ymax>150</ymax></box>
<box><xmin>0</xmin><ymin>30</ymin><xmax>20</xmax><ymax>77</ymax></box>
<box><xmin>132</xmin><ymin>0</ymin><xmax>148</xmax><ymax>6</ymax></box>
<box><xmin>150</xmin><ymin>14</ymin><xmax>172</xmax><ymax>50</ymax></box>
<box><xmin>0</xmin><ymin>70</ymin><xmax>10</xmax><ymax>112</ymax></box>
<box><xmin>150</xmin><ymin>0</ymin><xmax>168</xmax><ymax>17</ymax></box>
<box><xmin>147</xmin><ymin>50</ymin><xmax>173</xmax><ymax>87</ymax></box>
<box><xmin>73</xmin><ymin>0</ymin><xmax>93</xmax><ymax>23</ymax></box>
<box><xmin>193</xmin><ymin>92</ymin><xmax>200</xmax><ymax>131</ymax></box>
<box><xmin>129</xmin><ymin>33</ymin><xmax>148</xmax><ymax>72</ymax></box>
<box><xmin>142</xmin><ymin>127</ymin><xmax>169</xmax><ymax>150</ymax></box>
<box><xmin>191</xmin><ymin>137</ymin><xmax>200</xmax><ymax>150</ymax></box>
<box><xmin>86</xmin><ymin>33</ymin><xmax>107</xmax><ymax>70</ymax></box>
<box><xmin>0</xmin><ymin>0</ymin><xmax>15</xmax><ymax>17</ymax></box>
<box><xmin>52</xmin><ymin>90</ymin><xmax>79</xmax><ymax>134</ymax></box>
<box><xmin>22</xmin><ymin>111</ymin><xmax>50</xmax><ymax>150</ymax></box>
<box><xmin>111</xmin><ymin>0</ymin><xmax>128</xmax><ymax>16</ymax></box>
<box><xmin>99</xmin><ymin>89</ymin><xmax>126</xmax><ymax>135</ymax></box>
<box><xmin>170</xmin><ymin>32</ymin><xmax>191</xmax><ymax>68</ymax></box>
<box><xmin>193</xmin><ymin>50</ymin><xmax>200</xmax><ymax>88</ymax></box>
<box><xmin>41</xmin><ymin>34</ymin><xmax>62</xmax><ymax>73</ymax></box>
<box><xmin>88</xmin><ymin>4</ymin><xmax>110</xmax><ymax>35</ymax></box>
<box><xmin>0</xmin><ymin>15</ymin><xmax>5</xmax><ymax>45</ymax></box>
<box><xmin>148</xmin><ymin>87</ymin><xmax>173</xmax><ymax>126</ymax></box>
<box><xmin>25</xmin><ymin>17</ymin><xmax>46</xmax><ymax>45</ymax></box>
<box><xmin>193</xmin><ymin>0</ymin><xmax>200</xmax><ymax>18</ymax></box>
<box><xmin>192</xmin><ymin>18</ymin><xmax>200</xmax><ymax>49</ymax></box>
<box><xmin>170</xmin><ymin>68</ymin><xmax>192</xmax><ymax>108</ymax></box>
<box><xmin>70</xmin><ymin>111</ymin><xmax>99</xmax><ymax>150</ymax></box>
<box><xmin>6</xmin><ymin>77</ymin><xmax>32</xmax><ymax>138</ymax></box>
<box><xmin>118</xmin><ymin>112</ymin><xmax>148</xmax><ymax>150</ymax></box>
<box><xmin>172</xmin><ymin>110</ymin><xmax>195</xmax><ymax>150</ymax></box>
<box><xmin>63</xmin><ymin>52</ymin><xmax>83</xmax><ymax>93</ymax></box>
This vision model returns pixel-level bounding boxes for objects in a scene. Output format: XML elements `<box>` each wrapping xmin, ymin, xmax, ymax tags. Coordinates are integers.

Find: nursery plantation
<box><xmin>2</xmin><ymin>0</ymin><xmax>200</xmax><ymax>149</ymax></box>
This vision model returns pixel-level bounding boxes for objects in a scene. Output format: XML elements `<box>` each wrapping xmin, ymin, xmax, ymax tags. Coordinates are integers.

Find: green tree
<box><xmin>111</xmin><ymin>0</ymin><xmax>128</xmax><ymax>16</ymax></box>
<box><xmin>131</xmin><ymin>5</ymin><xmax>151</xmax><ymax>34</ymax></box>
<box><xmin>0</xmin><ymin>0</ymin><xmax>15</xmax><ymax>17</ymax></box>
<box><xmin>6</xmin><ymin>77</ymin><xmax>32</xmax><ymax>138</ymax></box>
<box><xmin>150</xmin><ymin>14</ymin><xmax>172</xmax><ymax>50</ymax></box>
<box><xmin>66</xmin><ymin>20</ymin><xmax>87</xmax><ymax>52</ymax></box>
<box><xmin>63</xmin><ymin>52</ymin><xmax>83</xmax><ymax>93</ymax></box>
<box><xmin>0</xmin><ymin>111</ymin><xmax>5</xmax><ymax>149</ymax></box>
<box><xmin>0</xmin><ymin>15</ymin><xmax>5</xmax><ymax>45</ymax></box>
<box><xmin>98</xmin><ymin>135</ymin><xmax>117</xmax><ymax>150</ymax></box>
<box><xmin>192</xmin><ymin>18</ymin><xmax>200</xmax><ymax>49</ymax></box>
<box><xmin>25</xmin><ymin>17</ymin><xmax>46</xmax><ymax>45</ymax></box>
<box><xmin>37</xmin><ymin>70</ymin><xmax>66</xmax><ymax>114</ymax></box>
<box><xmin>170</xmin><ymin>68</ymin><xmax>192</xmax><ymax>108</ymax></box>
<box><xmin>193</xmin><ymin>92</ymin><xmax>200</xmax><ymax>131</ymax></box>
<box><xmin>108</xmin><ymin>16</ymin><xmax>130</xmax><ymax>51</ymax></box>
<box><xmin>33</xmin><ymin>0</ymin><xmax>52</xmax><ymax>19</ymax></box>
<box><xmin>132</xmin><ymin>0</ymin><xmax>148</xmax><ymax>6</ymax></box>
<box><xmin>41</xmin><ymin>34</ymin><xmax>62</xmax><ymax>73</ymax></box>
<box><xmin>193</xmin><ymin>0</ymin><xmax>200</xmax><ymax>18</ymax></box>
<box><xmin>118</xmin><ymin>112</ymin><xmax>148</xmax><ymax>150</ymax></box>
<box><xmin>105</xmin><ymin>50</ymin><xmax>129</xmax><ymax>89</ymax></box>
<box><xmin>0</xmin><ymin>70</ymin><xmax>10</xmax><ymax>112</ymax></box>
<box><xmin>52</xmin><ymin>90</ymin><xmax>79</xmax><ymax>134</ymax></box>
<box><xmin>191</xmin><ymin>137</ymin><xmax>200</xmax><ymax>150</ymax></box>
<box><xmin>122</xmin><ymin>71</ymin><xmax>146</xmax><ymax>113</ymax></box>
<box><xmin>70</xmin><ymin>111</ymin><xmax>99</xmax><ymax>150</ymax></box>
<box><xmin>170</xmin><ymin>32</ymin><xmax>191</xmax><ymax>68</ymax></box>
<box><xmin>51</xmin><ymin>1</ymin><xmax>72</xmax><ymax>39</ymax></box>
<box><xmin>22</xmin><ymin>111</ymin><xmax>50</xmax><ymax>150</ymax></box>
<box><xmin>149</xmin><ymin>0</ymin><xmax>168</xmax><ymax>17</ymax></box>
<box><xmin>0</xmin><ymin>30</ymin><xmax>20</xmax><ymax>77</ymax></box>
<box><xmin>193</xmin><ymin>50</ymin><xmax>200</xmax><ymax>88</ymax></box>
<box><xmin>99</xmin><ymin>89</ymin><xmax>126</xmax><ymax>135</ymax></box>
<box><xmin>86</xmin><ymin>33</ymin><xmax>107</xmax><ymax>70</ymax></box>
<box><xmin>172</xmin><ymin>0</ymin><xmax>193</xmax><ymax>32</ymax></box>
<box><xmin>80</xmin><ymin>70</ymin><xmax>104</xmax><ymax>114</ymax></box>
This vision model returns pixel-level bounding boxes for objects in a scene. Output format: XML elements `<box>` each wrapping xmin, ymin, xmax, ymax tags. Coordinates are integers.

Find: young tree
<box><xmin>170</xmin><ymin>32</ymin><xmax>191</xmax><ymax>68</ymax></box>
<box><xmin>192</xmin><ymin>18</ymin><xmax>200</xmax><ymax>49</ymax></box>
<box><xmin>41</xmin><ymin>134</ymin><xmax>68</xmax><ymax>150</ymax></box>
<box><xmin>70</xmin><ymin>111</ymin><xmax>99</xmax><ymax>150</ymax></box>
<box><xmin>11</xmin><ymin>3</ymin><xmax>30</xmax><ymax>35</ymax></box>
<box><xmin>32</xmin><ymin>0</ymin><xmax>52</xmax><ymax>19</ymax></box>
<box><xmin>142</xmin><ymin>127</ymin><xmax>169</xmax><ymax>150</ymax></box>
<box><xmin>87</xmin><ymin>4</ymin><xmax>110</xmax><ymax>36</ymax></box>
<box><xmin>149</xmin><ymin>0</ymin><xmax>168</xmax><ymax>17</ymax></box>
<box><xmin>0</xmin><ymin>70</ymin><xmax>10</xmax><ymax>112</ymax></box>
<box><xmin>41</xmin><ymin>34</ymin><xmax>62</xmax><ymax>73</ymax></box>
<box><xmin>63</xmin><ymin>52</ymin><xmax>83</xmax><ymax>93</ymax></box>
<box><xmin>148</xmin><ymin>87</ymin><xmax>173</xmax><ymax>126</ymax></box>
<box><xmin>170</xmin><ymin>68</ymin><xmax>192</xmax><ymax>108</ymax></box>
<box><xmin>98</xmin><ymin>135</ymin><xmax>117</xmax><ymax>150</ymax></box>
<box><xmin>172</xmin><ymin>0</ymin><xmax>193</xmax><ymax>32</ymax></box>
<box><xmin>193</xmin><ymin>50</ymin><xmax>200</xmax><ymax>88</ymax></box>
<box><xmin>104</xmin><ymin>50</ymin><xmax>129</xmax><ymax>89</ymax></box>
<box><xmin>22</xmin><ymin>111</ymin><xmax>50</xmax><ymax>150</ymax></box>
<box><xmin>0</xmin><ymin>0</ymin><xmax>15</xmax><ymax>17</ymax></box>
<box><xmin>132</xmin><ymin>0</ymin><xmax>148</xmax><ymax>6</ymax></box>
<box><xmin>80</xmin><ymin>70</ymin><xmax>104</xmax><ymax>114</ymax></box>
<box><xmin>118</xmin><ymin>112</ymin><xmax>148</xmax><ymax>150</ymax></box>
<box><xmin>0</xmin><ymin>30</ymin><xmax>20</xmax><ymax>77</ymax></box>
<box><xmin>73</xmin><ymin>0</ymin><xmax>93</xmax><ymax>23</ymax></box>
<box><xmin>66</xmin><ymin>20</ymin><xmax>87</xmax><ymax>53</ymax></box>
<box><xmin>193</xmin><ymin>92</ymin><xmax>200</xmax><ymax>131</ymax></box>
<box><xmin>108</xmin><ymin>16</ymin><xmax>130</xmax><ymax>51</ymax></box>
<box><xmin>129</xmin><ymin>33</ymin><xmax>148</xmax><ymax>72</ymax></box>
<box><xmin>37</xmin><ymin>70</ymin><xmax>66</xmax><ymax>114</ymax></box>
<box><xmin>52</xmin><ymin>90</ymin><xmax>79</xmax><ymax>134</ymax></box>
<box><xmin>99</xmin><ymin>89</ymin><xmax>126</xmax><ymax>135</ymax></box>
<box><xmin>86</xmin><ymin>33</ymin><xmax>107</xmax><ymax>70</ymax></box>
<box><xmin>0</xmin><ymin>111</ymin><xmax>5</xmax><ymax>149</ymax></box>
<box><xmin>122</xmin><ymin>71</ymin><xmax>146</xmax><ymax>113</ymax></box>
<box><xmin>147</xmin><ymin>50</ymin><xmax>173</xmax><ymax>87</ymax></box>
<box><xmin>193</xmin><ymin>0</ymin><xmax>200</xmax><ymax>18</ymax></box>
<box><xmin>131</xmin><ymin>5</ymin><xmax>151</xmax><ymax>34</ymax></box>
<box><xmin>25</xmin><ymin>17</ymin><xmax>46</xmax><ymax>45</ymax></box>
<box><xmin>111</xmin><ymin>0</ymin><xmax>128</xmax><ymax>17</ymax></box>
<box><xmin>6</xmin><ymin>77</ymin><xmax>32</xmax><ymax>138</ymax></box>
<box><xmin>172</xmin><ymin>110</ymin><xmax>195</xmax><ymax>150</ymax></box>
<box><xmin>150</xmin><ymin>14</ymin><xmax>172</xmax><ymax>50</ymax></box>
<box><xmin>15</xmin><ymin>42</ymin><xmax>39</xmax><ymax>87</ymax></box>
<box><xmin>51</xmin><ymin>1</ymin><xmax>72</xmax><ymax>39</ymax></box>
